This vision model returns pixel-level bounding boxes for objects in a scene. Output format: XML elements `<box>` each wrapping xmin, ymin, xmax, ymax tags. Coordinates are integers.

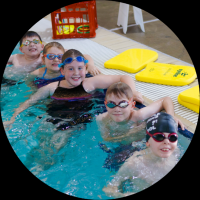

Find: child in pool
<box><xmin>96</xmin><ymin>82</ymin><xmax>185</xmax><ymax>143</ymax></box>
<box><xmin>4</xmin><ymin>31</ymin><xmax>100</xmax><ymax>82</ymax></box>
<box><xmin>30</xmin><ymin>42</ymin><xmax>102</xmax><ymax>88</ymax></box>
<box><xmin>4</xmin><ymin>31</ymin><xmax>44</xmax><ymax>79</ymax></box>
<box><xmin>3</xmin><ymin>49</ymin><xmax>143</xmax><ymax>127</ymax></box>
<box><xmin>103</xmin><ymin>112</ymin><xmax>181</xmax><ymax>198</ymax></box>
<box><xmin>30</xmin><ymin>42</ymin><xmax>65</xmax><ymax>88</ymax></box>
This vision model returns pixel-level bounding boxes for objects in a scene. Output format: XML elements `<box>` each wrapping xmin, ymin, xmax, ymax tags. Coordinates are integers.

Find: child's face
<box><xmin>105</xmin><ymin>94</ymin><xmax>134</xmax><ymax>122</ymax></box>
<box><xmin>60</xmin><ymin>60</ymin><xmax>86</xmax><ymax>87</ymax></box>
<box><xmin>19</xmin><ymin>36</ymin><xmax>44</xmax><ymax>57</ymax></box>
<box><xmin>146</xmin><ymin>132</ymin><xmax>178</xmax><ymax>158</ymax></box>
<box><xmin>43</xmin><ymin>47</ymin><xmax>63</xmax><ymax>72</ymax></box>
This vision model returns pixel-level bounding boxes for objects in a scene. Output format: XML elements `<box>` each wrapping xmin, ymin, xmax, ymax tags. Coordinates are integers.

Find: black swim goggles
<box><xmin>146</xmin><ymin>131</ymin><xmax>178</xmax><ymax>143</ymax></box>
<box><xmin>44</xmin><ymin>54</ymin><xmax>63</xmax><ymax>60</ymax></box>
<box><xmin>58</xmin><ymin>56</ymin><xmax>88</xmax><ymax>68</ymax></box>
<box><xmin>21</xmin><ymin>39</ymin><xmax>42</xmax><ymax>47</ymax></box>
<box><xmin>104</xmin><ymin>99</ymin><xmax>132</xmax><ymax>109</ymax></box>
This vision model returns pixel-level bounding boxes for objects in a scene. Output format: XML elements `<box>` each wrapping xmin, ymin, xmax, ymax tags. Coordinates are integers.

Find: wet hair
<box><xmin>20</xmin><ymin>31</ymin><xmax>42</xmax><ymax>46</ymax></box>
<box><xmin>60</xmin><ymin>49</ymin><xmax>86</xmax><ymax>68</ymax></box>
<box><xmin>105</xmin><ymin>82</ymin><xmax>133</xmax><ymax>100</ymax></box>
<box><xmin>43</xmin><ymin>42</ymin><xmax>65</xmax><ymax>54</ymax></box>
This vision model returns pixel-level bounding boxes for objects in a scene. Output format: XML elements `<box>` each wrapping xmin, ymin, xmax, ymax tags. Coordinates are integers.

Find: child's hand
<box><xmin>103</xmin><ymin>186</ymin><xmax>134</xmax><ymax>198</ymax></box>
<box><xmin>87</xmin><ymin>64</ymin><xmax>101</xmax><ymax>76</ymax></box>
<box><xmin>3</xmin><ymin>120</ymin><xmax>14</xmax><ymax>131</ymax></box>
<box><xmin>173</xmin><ymin>116</ymin><xmax>185</xmax><ymax>130</ymax></box>
<box><xmin>133</xmin><ymin>91</ymin><xmax>144</xmax><ymax>104</ymax></box>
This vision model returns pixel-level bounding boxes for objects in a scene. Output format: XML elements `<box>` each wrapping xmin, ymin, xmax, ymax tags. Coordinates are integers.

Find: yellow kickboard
<box><xmin>135</xmin><ymin>62</ymin><xmax>197</xmax><ymax>86</ymax></box>
<box><xmin>177</xmin><ymin>96</ymin><xmax>199</xmax><ymax>113</ymax></box>
<box><xmin>104</xmin><ymin>49</ymin><xmax>158</xmax><ymax>73</ymax></box>
<box><xmin>179</xmin><ymin>85</ymin><xmax>199</xmax><ymax>106</ymax></box>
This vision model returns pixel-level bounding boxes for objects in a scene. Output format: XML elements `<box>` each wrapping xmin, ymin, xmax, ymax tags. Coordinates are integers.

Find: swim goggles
<box><xmin>58</xmin><ymin>56</ymin><xmax>88</xmax><ymax>68</ymax></box>
<box><xmin>43</xmin><ymin>54</ymin><xmax>63</xmax><ymax>60</ymax></box>
<box><xmin>104</xmin><ymin>99</ymin><xmax>132</xmax><ymax>108</ymax></box>
<box><xmin>146</xmin><ymin>131</ymin><xmax>178</xmax><ymax>143</ymax></box>
<box><xmin>21</xmin><ymin>39</ymin><xmax>42</xmax><ymax>47</ymax></box>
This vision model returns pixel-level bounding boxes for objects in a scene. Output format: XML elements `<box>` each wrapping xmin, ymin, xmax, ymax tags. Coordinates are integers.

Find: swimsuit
<box><xmin>45</xmin><ymin>81</ymin><xmax>106</xmax><ymax>130</ymax></box>
<box><xmin>33</xmin><ymin>68</ymin><xmax>64</xmax><ymax>88</ymax></box>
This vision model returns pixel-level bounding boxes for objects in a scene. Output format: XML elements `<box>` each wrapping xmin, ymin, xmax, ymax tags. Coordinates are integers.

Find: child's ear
<box><xmin>85</xmin><ymin>64</ymin><xmax>88</xmax><ymax>74</ymax></box>
<box><xmin>41</xmin><ymin>43</ymin><xmax>45</xmax><ymax>49</ymax></box>
<box><xmin>60</xmin><ymin>67</ymin><xmax>64</xmax><ymax>75</ymax></box>
<box><xmin>41</xmin><ymin>55</ymin><xmax>45</xmax><ymax>65</ymax></box>
<box><xmin>19</xmin><ymin>47</ymin><xmax>24</xmax><ymax>54</ymax></box>
<box><xmin>146</xmin><ymin>142</ymin><xmax>150</xmax><ymax>147</ymax></box>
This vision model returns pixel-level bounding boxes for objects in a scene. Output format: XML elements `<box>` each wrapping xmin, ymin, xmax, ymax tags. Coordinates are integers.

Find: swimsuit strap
<box><xmin>58</xmin><ymin>81</ymin><xmax>61</xmax><ymax>87</ymax></box>
<box><xmin>42</xmin><ymin>67</ymin><xmax>47</xmax><ymax>78</ymax></box>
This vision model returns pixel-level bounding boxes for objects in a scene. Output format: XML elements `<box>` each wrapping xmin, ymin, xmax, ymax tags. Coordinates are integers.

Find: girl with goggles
<box><xmin>58</xmin><ymin>56</ymin><xmax>88</xmax><ymax>68</ymax></box>
<box><xmin>30</xmin><ymin>42</ymin><xmax>65</xmax><ymax>88</ymax></box>
<box><xmin>43</xmin><ymin>54</ymin><xmax>63</xmax><ymax>60</ymax></box>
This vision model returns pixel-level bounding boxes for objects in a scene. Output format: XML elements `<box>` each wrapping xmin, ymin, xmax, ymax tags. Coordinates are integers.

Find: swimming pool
<box><xmin>1</xmin><ymin>43</ymin><xmax>193</xmax><ymax>199</ymax></box>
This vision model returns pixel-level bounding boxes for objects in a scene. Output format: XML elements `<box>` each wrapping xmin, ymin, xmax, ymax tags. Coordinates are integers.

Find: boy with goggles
<box><xmin>97</xmin><ymin>82</ymin><xmax>184</xmax><ymax>142</ymax></box>
<box><xmin>7</xmin><ymin>31</ymin><xmax>44</xmax><ymax>71</ymax></box>
<box><xmin>4</xmin><ymin>31</ymin><xmax>44</xmax><ymax>81</ymax></box>
<box><xmin>102</xmin><ymin>112</ymin><xmax>181</xmax><ymax>198</ymax></box>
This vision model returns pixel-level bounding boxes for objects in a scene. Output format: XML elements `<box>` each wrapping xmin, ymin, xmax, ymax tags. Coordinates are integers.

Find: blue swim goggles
<box><xmin>58</xmin><ymin>56</ymin><xmax>88</xmax><ymax>68</ymax></box>
<box><xmin>44</xmin><ymin>54</ymin><xmax>63</xmax><ymax>60</ymax></box>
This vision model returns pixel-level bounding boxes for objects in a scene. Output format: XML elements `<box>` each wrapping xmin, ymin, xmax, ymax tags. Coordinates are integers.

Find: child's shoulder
<box><xmin>96</xmin><ymin>112</ymin><xmax>108</xmax><ymax>121</ymax></box>
<box><xmin>31</xmin><ymin>67</ymin><xmax>46</xmax><ymax>76</ymax></box>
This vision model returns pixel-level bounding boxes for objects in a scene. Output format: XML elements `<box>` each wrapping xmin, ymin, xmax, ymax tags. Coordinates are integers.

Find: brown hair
<box><xmin>105</xmin><ymin>82</ymin><xmax>133</xmax><ymax>100</ymax></box>
<box><xmin>61</xmin><ymin>49</ymin><xmax>86</xmax><ymax>68</ymax></box>
<box><xmin>43</xmin><ymin>42</ymin><xmax>65</xmax><ymax>54</ymax></box>
<box><xmin>20</xmin><ymin>31</ymin><xmax>42</xmax><ymax>46</ymax></box>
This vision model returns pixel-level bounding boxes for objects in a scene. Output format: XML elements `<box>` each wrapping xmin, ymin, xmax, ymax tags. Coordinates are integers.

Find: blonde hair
<box><xmin>43</xmin><ymin>42</ymin><xmax>65</xmax><ymax>54</ymax></box>
<box><xmin>105</xmin><ymin>82</ymin><xmax>133</xmax><ymax>100</ymax></box>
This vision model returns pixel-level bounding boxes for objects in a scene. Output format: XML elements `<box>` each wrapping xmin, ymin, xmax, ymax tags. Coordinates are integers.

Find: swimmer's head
<box><xmin>42</xmin><ymin>42</ymin><xmax>65</xmax><ymax>71</ymax></box>
<box><xmin>43</xmin><ymin>42</ymin><xmax>65</xmax><ymax>55</ymax></box>
<box><xmin>59</xmin><ymin>49</ymin><xmax>88</xmax><ymax>87</ymax></box>
<box><xmin>59</xmin><ymin>49</ymin><xmax>88</xmax><ymax>69</ymax></box>
<box><xmin>105</xmin><ymin>82</ymin><xmax>136</xmax><ymax>122</ymax></box>
<box><xmin>20</xmin><ymin>31</ymin><xmax>42</xmax><ymax>47</ymax></box>
<box><xmin>19</xmin><ymin>31</ymin><xmax>44</xmax><ymax>56</ymax></box>
<box><xmin>146</xmin><ymin>112</ymin><xmax>178</xmax><ymax>158</ymax></box>
<box><xmin>105</xmin><ymin>82</ymin><xmax>133</xmax><ymax>101</ymax></box>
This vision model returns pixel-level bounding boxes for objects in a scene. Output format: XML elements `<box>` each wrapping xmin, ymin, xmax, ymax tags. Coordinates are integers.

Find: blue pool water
<box><xmin>1</xmin><ymin>43</ymin><xmax>192</xmax><ymax>199</ymax></box>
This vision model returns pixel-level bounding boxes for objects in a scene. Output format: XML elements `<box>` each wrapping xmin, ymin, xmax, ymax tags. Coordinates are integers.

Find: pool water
<box><xmin>1</xmin><ymin>43</ymin><xmax>192</xmax><ymax>199</ymax></box>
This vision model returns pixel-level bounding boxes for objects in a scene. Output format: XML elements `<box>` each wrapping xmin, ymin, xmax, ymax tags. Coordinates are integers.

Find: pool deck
<box><xmin>41</xmin><ymin>14</ymin><xmax>198</xmax><ymax>134</ymax></box>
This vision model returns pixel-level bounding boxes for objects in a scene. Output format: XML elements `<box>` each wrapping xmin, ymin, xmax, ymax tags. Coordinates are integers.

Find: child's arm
<box><xmin>7</xmin><ymin>55</ymin><xmax>14</xmax><ymax>65</ymax></box>
<box><xmin>84</xmin><ymin>74</ymin><xmax>144</xmax><ymax>103</ymax></box>
<box><xmin>103</xmin><ymin>157</ymin><xmax>135</xmax><ymax>197</ymax></box>
<box><xmin>103</xmin><ymin>122</ymin><xmax>146</xmax><ymax>142</ymax></box>
<box><xmin>83</xmin><ymin>54</ymin><xmax>101</xmax><ymax>76</ymax></box>
<box><xmin>133</xmin><ymin>96</ymin><xmax>185</xmax><ymax>130</ymax></box>
<box><xmin>30</xmin><ymin>68</ymin><xmax>41</xmax><ymax>76</ymax></box>
<box><xmin>3</xmin><ymin>82</ymin><xmax>57</xmax><ymax>127</ymax></box>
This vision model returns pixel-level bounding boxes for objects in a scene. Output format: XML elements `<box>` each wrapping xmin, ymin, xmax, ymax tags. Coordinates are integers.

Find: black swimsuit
<box><xmin>46</xmin><ymin>81</ymin><xmax>106</xmax><ymax>130</ymax></box>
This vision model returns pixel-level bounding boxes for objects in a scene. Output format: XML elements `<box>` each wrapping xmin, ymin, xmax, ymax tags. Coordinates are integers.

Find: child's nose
<box><xmin>54</xmin><ymin>57</ymin><xmax>59</xmax><ymax>61</ymax></box>
<box><xmin>163</xmin><ymin>138</ymin><xmax>170</xmax><ymax>144</ymax></box>
<box><xmin>29</xmin><ymin>41</ymin><xmax>34</xmax><ymax>46</ymax></box>
<box><xmin>114</xmin><ymin>106</ymin><xmax>121</xmax><ymax>111</ymax></box>
<box><xmin>74</xmin><ymin>68</ymin><xmax>79</xmax><ymax>74</ymax></box>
